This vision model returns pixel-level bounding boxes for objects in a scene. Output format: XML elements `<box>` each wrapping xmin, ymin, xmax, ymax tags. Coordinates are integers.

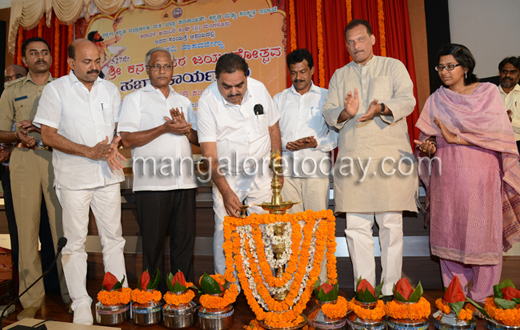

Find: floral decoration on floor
<box><xmin>434</xmin><ymin>276</ymin><xmax>487</xmax><ymax>322</ymax></box>
<box><xmin>199</xmin><ymin>273</ymin><xmax>238</xmax><ymax>310</ymax></box>
<box><xmin>347</xmin><ymin>278</ymin><xmax>385</xmax><ymax>321</ymax></box>
<box><xmin>384</xmin><ymin>278</ymin><xmax>430</xmax><ymax>321</ymax></box>
<box><xmin>314</xmin><ymin>279</ymin><xmax>348</xmax><ymax>319</ymax></box>
<box><xmin>485</xmin><ymin>279</ymin><xmax>520</xmax><ymax>326</ymax></box>
<box><xmin>163</xmin><ymin>270</ymin><xmax>196</xmax><ymax>306</ymax></box>
<box><xmin>223</xmin><ymin>209</ymin><xmax>337</xmax><ymax>328</ymax></box>
<box><xmin>131</xmin><ymin>269</ymin><xmax>162</xmax><ymax>304</ymax></box>
<box><xmin>97</xmin><ymin>272</ymin><xmax>131</xmax><ymax>306</ymax></box>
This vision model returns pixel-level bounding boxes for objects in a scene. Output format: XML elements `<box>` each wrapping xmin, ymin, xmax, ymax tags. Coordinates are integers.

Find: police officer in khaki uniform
<box><xmin>0</xmin><ymin>37</ymin><xmax>70</xmax><ymax>320</ymax></box>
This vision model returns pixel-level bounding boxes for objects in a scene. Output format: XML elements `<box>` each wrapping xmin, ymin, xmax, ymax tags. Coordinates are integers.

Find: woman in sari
<box><xmin>415</xmin><ymin>44</ymin><xmax>520</xmax><ymax>302</ymax></box>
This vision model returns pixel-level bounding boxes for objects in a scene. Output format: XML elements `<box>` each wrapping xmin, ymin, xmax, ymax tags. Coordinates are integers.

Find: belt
<box><xmin>15</xmin><ymin>141</ymin><xmax>52</xmax><ymax>151</ymax></box>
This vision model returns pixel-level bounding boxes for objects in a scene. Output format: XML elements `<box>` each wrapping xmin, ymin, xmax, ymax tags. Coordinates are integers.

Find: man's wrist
<box><xmin>379</xmin><ymin>103</ymin><xmax>386</xmax><ymax>115</ymax></box>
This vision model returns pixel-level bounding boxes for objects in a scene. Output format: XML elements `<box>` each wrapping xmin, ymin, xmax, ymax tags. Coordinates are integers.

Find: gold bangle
<box><xmin>185</xmin><ymin>129</ymin><xmax>191</xmax><ymax>137</ymax></box>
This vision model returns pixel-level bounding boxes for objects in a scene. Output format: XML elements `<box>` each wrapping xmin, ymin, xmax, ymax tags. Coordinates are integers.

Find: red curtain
<box><xmin>13</xmin><ymin>15</ymin><xmax>77</xmax><ymax>79</ymax></box>
<box><xmin>287</xmin><ymin>0</ymin><xmax>420</xmax><ymax>143</ymax></box>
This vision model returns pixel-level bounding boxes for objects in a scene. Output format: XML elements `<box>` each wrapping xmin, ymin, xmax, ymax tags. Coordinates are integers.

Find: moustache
<box><xmin>87</xmin><ymin>70</ymin><xmax>100</xmax><ymax>74</ymax></box>
<box><xmin>294</xmin><ymin>80</ymin><xmax>305</xmax><ymax>83</ymax></box>
<box><xmin>227</xmin><ymin>93</ymin><xmax>241</xmax><ymax>98</ymax></box>
<box><xmin>36</xmin><ymin>60</ymin><xmax>47</xmax><ymax>65</ymax></box>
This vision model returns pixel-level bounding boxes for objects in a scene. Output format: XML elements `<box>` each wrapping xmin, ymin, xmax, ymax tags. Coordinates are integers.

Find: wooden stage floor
<box><xmin>1</xmin><ymin>281</ymin><xmax>487</xmax><ymax>329</ymax></box>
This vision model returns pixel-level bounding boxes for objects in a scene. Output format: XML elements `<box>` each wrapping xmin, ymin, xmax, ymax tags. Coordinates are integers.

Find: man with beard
<box><xmin>0</xmin><ymin>37</ymin><xmax>70</xmax><ymax>320</ymax></box>
<box><xmin>197</xmin><ymin>53</ymin><xmax>282</xmax><ymax>275</ymax></box>
<box><xmin>34</xmin><ymin>39</ymin><xmax>127</xmax><ymax>325</ymax></box>
<box><xmin>118</xmin><ymin>47</ymin><xmax>198</xmax><ymax>291</ymax></box>
<box><xmin>498</xmin><ymin>56</ymin><xmax>520</xmax><ymax>152</ymax></box>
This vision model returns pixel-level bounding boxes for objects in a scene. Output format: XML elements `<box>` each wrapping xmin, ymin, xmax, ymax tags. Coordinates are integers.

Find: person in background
<box><xmin>0</xmin><ymin>37</ymin><xmax>70</xmax><ymax>320</ymax></box>
<box><xmin>498</xmin><ymin>56</ymin><xmax>520</xmax><ymax>152</ymax></box>
<box><xmin>118</xmin><ymin>47</ymin><xmax>198</xmax><ymax>291</ymax></box>
<box><xmin>415</xmin><ymin>44</ymin><xmax>520</xmax><ymax>304</ymax></box>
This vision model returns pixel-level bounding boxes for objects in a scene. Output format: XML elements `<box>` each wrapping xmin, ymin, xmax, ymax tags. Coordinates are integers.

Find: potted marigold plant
<box><xmin>307</xmin><ymin>279</ymin><xmax>348</xmax><ymax>329</ymax></box>
<box><xmin>434</xmin><ymin>276</ymin><xmax>488</xmax><ymax>328</ymax></box>
<box><xmin>95</xmin><ymin>272</ymin><xmax>131</xmax><ymax>325</ymax></box>
<box><xmin>163</xmin><ymin>270</ymin><xmax>198</xmax><ymax>329</ymax></box>
<box><xmin>385</xmin><ymin>278</ymin><xmax>430</xmax><ymax>328</ymax></box>
<box><xmin>131</xmin><ymin>269</ymin><xmax>163</xmax><ymax>326</ymax></box>
<box><xmin>346</xmin><ymin>277</ymin><xmax>385</xmax><ymax>327</ymax></box>
<box><xmin>197</xmin><ymin>273</ymin><xmax>238</xmax><ymax>330</ymax></box>
<box><xmin>484</xmin><ymin>279</ymin><xmax>520</xmax><ymax>328</ymax></box>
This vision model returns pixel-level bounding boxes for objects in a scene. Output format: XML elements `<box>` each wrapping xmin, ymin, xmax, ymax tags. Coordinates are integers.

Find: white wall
<box><xmin>448</xmin><ymin>0</ymin><xmax>520</xmax><ymax>78</ymax></box>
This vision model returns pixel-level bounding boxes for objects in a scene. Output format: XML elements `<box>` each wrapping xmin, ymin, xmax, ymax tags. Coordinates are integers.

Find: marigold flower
<box><xmin>321</xmin><ymin>296</ymin><xmax>348</xmax><ymax>319</ymax></box>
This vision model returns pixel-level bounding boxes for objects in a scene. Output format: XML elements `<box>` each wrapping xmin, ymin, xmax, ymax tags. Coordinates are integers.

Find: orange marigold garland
<box><xmin>385</xmin><ymin>297</ymin><xmax>430</xmax><ymax>321</ymax></box>
<box><xmin>98</xmin><ymin>288</ymin><xmax>132</xmax><ymax>306</ymax></box>
<box><xmin>164</xmin><ymin>290</ymin><xmax>196</xmax><ymax>306</ymax></box>
<box><xmin>16</xmin><ymin>26</ymin><xmax>24</xmax><ymax>66</ymax></box>
<box><xmin>377</xmin><ymin>0</ymin><xmax>386</xmax><ymax>57</ymax></box>
<box><xmin>164</xmin><ymin>270</ymin><xmax>196</xmax><ymax>306</ymax></box>
<box><xmin>435</xmin><ymin>299</ymin><xmax>474</xmax><ymax>321</ymax></box>
<box><xmin>131</xmin><ymin>289</ymin><xmax>162</xmax><ymax>305</ymax></box>
<box><xmin>345</xmin><ymin>0</ymin><xmax>353</xmax><ymax>63</ymax></box>
<box><xmin>485</xmin><ymin>297</ymin><xmax>520</xmax><ymax>326</ymax></box>
<box><xmin>53</xmin><ymin>16</ymin><xmax>60</xmax><ymax>77</ymax></box>
<box><xmin>484</xmin><ymin>279</ymin><xmax>520</xmax><ymax>326</ymax></box>
<box><xmin>223</xmin><ymin>209</ymin><xmax>337</xmax><ymax>328</ymax></box>
<box><xmin>288</xmin><ymin>0</ymin><xmax>296</xmax><ymax>51</ymax></box>
<box><xmin>199</xmin><ymin>284</ymin><xmax>239</xmax><ymax>310</ymax></box>
<box><xmin>321</xmin><ymin>296</ymin><xmax>348</xmax><ymax>319</ymax></box>
<box><xmin>348</xmin><ymin>299</ymin><xmax>385</xmax><ymax>321</ymax></box>
<box><xmin>316</xmin><ymin>0</ymin><xmax>325</xmax><ymax>88</ymax></box>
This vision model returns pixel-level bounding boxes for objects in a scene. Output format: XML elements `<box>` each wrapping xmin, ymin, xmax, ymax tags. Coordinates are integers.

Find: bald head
<box><xmin>67</xmin><ymin>39</ymin><xmax>101</xmax><ymax>88</ymax></box>
<box><xmin>4</xmin><ymin>65</ymin><xmax>27</xmax><ymax>83</ymax></box>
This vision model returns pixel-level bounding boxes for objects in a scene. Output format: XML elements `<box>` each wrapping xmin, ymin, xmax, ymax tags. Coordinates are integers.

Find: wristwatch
<box><xmin>379</xmin><ymin>103</ymin><xmax>386</xmax><ymax>115</ymax></box>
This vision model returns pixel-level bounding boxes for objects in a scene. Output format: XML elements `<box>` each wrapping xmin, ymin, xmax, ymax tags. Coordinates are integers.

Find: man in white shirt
<box><xmin>118</xmin><ymin>47</ymin><xmax>198</xmax><ymax>290</ymax></box>
<box><xmin>274</xmin><ymin>49</ymin><xmax>337</xmax><ymax>283</ymax></box>
<box><xmin>322</xmin><ymin>20</ymin><xmax>417</xmax><ymax>296</ymax></box>
<box><xmin>499</xmin><ymin>56</ymin><xmax>520</xmax><ymax>152</ymax></box>
<box><xmin>197</xmin><ymin>53</ymin><xmax>282</xmax><ymax>275</ymax></box>
<box><xmin>274</xmin><ymin>49</ymin><xmax>337</xmax><ymax>213</ymax></box>
<box><xmin>34</xmin><ymin>39</ymin><xmax>127</xmax><ymax>325</ymax></box>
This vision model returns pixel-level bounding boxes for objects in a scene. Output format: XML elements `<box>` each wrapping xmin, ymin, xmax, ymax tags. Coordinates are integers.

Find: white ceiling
<box><xmin>0</xmin><ymin>0</ymin><xmax>11</xmax><ymax>10</ymax></box>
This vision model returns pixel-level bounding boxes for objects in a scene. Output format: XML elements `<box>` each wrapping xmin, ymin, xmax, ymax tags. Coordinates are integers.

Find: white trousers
<box><xmin>281</xmin><ymin>176</ymin><xmax>330</xmax><ymax>282</ymax></box>
<box><xmin>212</xmin><ymin>184</ymin><xmax>271</xmax><ymax>275</ymax></box>
<box><xmin>345</xmin><ymin>212</ymin><xmax>402</xmax><ymax>295</ymax></box>
<box><xmin>57</xmin><ymin>183</ymin><xmax>127</xmax><ymax>310</ymax></box>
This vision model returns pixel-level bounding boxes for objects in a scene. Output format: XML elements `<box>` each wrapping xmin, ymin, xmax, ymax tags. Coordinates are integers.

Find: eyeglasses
<box><xmin>147</xmin><ymin>64</ymin><xmax>173</xmax><ymax>71</ymax></box>
<box><xmin>435</xmin><ymin>63</ymin><xmax>461</xmax><ymax>72</ymax></box>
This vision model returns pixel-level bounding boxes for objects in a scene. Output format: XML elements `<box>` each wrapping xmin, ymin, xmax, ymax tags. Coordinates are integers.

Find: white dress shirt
<box><xmin>197</xmin><ymin>77</ymin><xmax>281</xmax><ymax>191</ymax></box>
<box><xmin>274</xmin><ymin>83</ymin><xmax>337</xmax><ymax>177</ymax></box>
<box><xmin>34</xmin><ymin>71</ymin><xmax>124</xmax><ymax>190</ymax></box>
<box><xmin>117</xmin><ymin>84</ymin><xmax>197</xmax><ymax>191</ymax></box>
<box><xmin>500</xmin><ymin>84</ymin><xmax>520</xmax><ymax>141</ymax></box>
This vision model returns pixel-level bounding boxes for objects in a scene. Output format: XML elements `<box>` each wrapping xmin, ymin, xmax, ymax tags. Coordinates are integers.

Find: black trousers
<box><xmin>135</xmin><ymin>189</ymin><xmax>196</xmax><ymax>293</ymax></box>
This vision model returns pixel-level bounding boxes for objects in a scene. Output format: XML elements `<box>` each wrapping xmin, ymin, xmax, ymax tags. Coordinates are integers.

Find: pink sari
<box><xmin>416</xmin><ymin>83</ymin><xmax>520</xmax><ymax>256</ymax></box>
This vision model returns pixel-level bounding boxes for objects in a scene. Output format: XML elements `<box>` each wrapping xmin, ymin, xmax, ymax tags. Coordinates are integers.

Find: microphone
<box><xmin>0</xmin><ymin>237</ymin><xmax>68</xmax><ymax>330</ymax></box>
<box><xmin>254</xmin><ymin>104</ymin><xmax>264</xmax><ymax>115</ymax></box>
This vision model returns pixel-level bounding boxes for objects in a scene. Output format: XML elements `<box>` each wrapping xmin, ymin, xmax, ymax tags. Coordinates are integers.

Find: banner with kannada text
<box><xmin>85</xmin><ymin>0</ymin><xmax>287</xmax><ymax>108</ymax></box>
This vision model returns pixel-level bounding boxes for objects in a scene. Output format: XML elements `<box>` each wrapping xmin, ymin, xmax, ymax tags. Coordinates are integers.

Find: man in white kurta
<box><xmin>118</xmin><ymin>47</ymin><xmax>198</xmax><ymax>289</ymax></box>
<box><xmin>197</xmin><ymin>53</ymin><xmax>281</xmax><ymax>275</ymax></box>
<box><xmin>322</xmin><ymin>20</ymin><xmax>418</xmax><ymax>295</ymax></box>
<box><xmin>498</xmin><ymin>57</ymin><xmax>520</xmax><ymax>152</ymax></box>
<box><xmin>34</xmin><ymin>39</ymin><xmax>127</xmax><ymax>325</ymax></box>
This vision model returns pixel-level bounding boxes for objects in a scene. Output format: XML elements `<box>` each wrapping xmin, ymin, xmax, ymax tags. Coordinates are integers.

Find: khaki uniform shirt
<box><xmin>0</xmin><ymin>73</ymin><xmax>53</xmax><ymax>139</ymax></box>
<box><xmin>323</xmin><ymin>56</ymin><xmax>418</xmax><ymax>213</ymax></box>
<box><xmin>499</xmin><ymin>84</ymin><xmax>520</xmax><ymax>141</ymax></box>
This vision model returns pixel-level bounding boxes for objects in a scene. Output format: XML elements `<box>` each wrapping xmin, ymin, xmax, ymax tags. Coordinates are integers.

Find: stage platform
<box><xmin>0</xmin><ymin>280</ymin><xmax>487</xmax><ymax>330</ymax></box>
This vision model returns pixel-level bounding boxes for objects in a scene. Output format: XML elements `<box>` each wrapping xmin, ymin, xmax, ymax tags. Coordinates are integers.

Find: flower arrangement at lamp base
<box><xmin>385</xmin><ymin>278</ymin><xmax>430</xmax><ymax>330</ymax></box>
<box><xmin>197</xmin><ymin>273</ymin><xmax>237</xmax><ymax>330</ymax></box>
<box><xmin>484</xmin><ymin>279</ymin><xmax>520</xmax><ymax>329</ymax></box>
<box><xmin>432</xmin><ymin>276</ymin><xmax>486</xmax><ymax>330</ymax></box>
<box><xmin>95</xmin><ymin>272</ymin><xmax>131</xmax><ymax>326</ymax></box>
<box><xmin>163</xmin><ymin>271</ymin><xmax>198</xmax><ymax>329</ymax></box>
<box><xmin>131</xmin><ymin>269</ymin><xmax>164</xmax><ymax>326</ymax></box>
<box><xmin>346</xmin><ymin>278</ymin><xmax>386</xmax><ymax>330</ymax></box>
<box><xmin>307</xmin><ymin>280</ymin><xmax>348</xmax><ymax>330</ymax></box>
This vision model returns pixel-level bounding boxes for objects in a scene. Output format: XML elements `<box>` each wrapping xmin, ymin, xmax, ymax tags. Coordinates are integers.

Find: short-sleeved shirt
<box><xmin>500</xmin><ymin>84</ymin><xmax>520</xmax><ymax>141</ymax></box>
<box><xmin>117</xmin><ymin>84</ymin><xmax>197</xmax><ymax>192</ymax></box>
<box><xmin>0</xmin><ymin>73</ymin><xmax>54</xmax><ymax>140</ymax></box>
<box><xmin>34</xmin><ymin>71</ymin><xmax>124</xmax><ymax>190</ymax></box>
<box><xmin>197</xmin><ymin>77</ymin><xmax>281</xmax><ymax>191</ymax></box>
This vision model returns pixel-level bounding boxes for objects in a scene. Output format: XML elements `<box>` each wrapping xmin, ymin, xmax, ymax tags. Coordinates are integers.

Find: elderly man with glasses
<box><xmin>118</xmin><ymin>47</ymin><xmax>199</xmax><ymax>291</ymax></box>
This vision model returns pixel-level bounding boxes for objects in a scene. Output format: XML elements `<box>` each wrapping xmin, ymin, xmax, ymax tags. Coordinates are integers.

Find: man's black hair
<box><xmin>286</xmin><ymin>49</ymin><xmax>314</xmax><ymax>69</ymax></box>
<box><xmin>21</xmin><ymin>37</ymin><xmax>51</xmax><ymax>58</ymax></box>
<box><xmin>344</xmin><ymin>19</ymin><xmax>372</xmax><ymax>38</ymax></box>
<box><xmin>215</xmin><ymin>53</ymin><xmax>248</xmax><ymax>78</ymax></box>
<box><xmin>499</xmin><ymin>56</ymin><xmax>520</xmax><ymax>71</ymax></box>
